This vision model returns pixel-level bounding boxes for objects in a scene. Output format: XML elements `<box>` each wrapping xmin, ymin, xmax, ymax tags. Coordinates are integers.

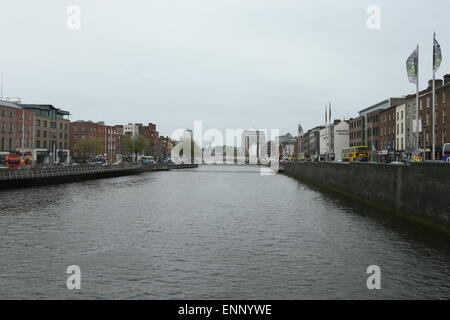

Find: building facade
<box><xmin>395</xmin><ymin>104</ymin><xmax>406</xmax><ymax>153</ymax></box>
<box><xmin>0</xmin><ymin>100</ymin><xmax>35</xmax><ymax>158</ymax></box>
<box><xmin>333</xmin><ymin>120</ymin><xmax>350</xmax><ymax>160</ymax></box>
<box><xmin>70</xmin><ymin>120</ymin><xmax>121</xmax><ymax>161</ymax></box>
<box><xmin>349</xmin><ymin>116</ymin><xmax>363</xmax><ymax>147</ymax></box>
<box><xmin>418</xmin><ymin>76</ymin><xmax>450</xmax><ymax>159</ymax></box>
<box><xmin>20</xmin><ymin>104</ymin><xmax>70</xmax><ymax>164</ymax></box>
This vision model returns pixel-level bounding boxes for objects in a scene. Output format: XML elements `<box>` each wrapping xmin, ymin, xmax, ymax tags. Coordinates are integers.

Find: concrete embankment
<box><xmin>281</xmin><ymin>162</ymin><xmax>450</xmax><ymax>235</ymax></box>
<box><xmin>0</xmin><ymin>163</ymin><xmax>198</xmax><ymax>189</ymax></box>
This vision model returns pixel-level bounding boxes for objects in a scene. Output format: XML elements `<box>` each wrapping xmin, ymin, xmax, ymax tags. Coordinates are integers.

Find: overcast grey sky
<box><xmin>1</xmin><ymin>0</ymin><xmax>449</xmax><ymax>137</ymax></box>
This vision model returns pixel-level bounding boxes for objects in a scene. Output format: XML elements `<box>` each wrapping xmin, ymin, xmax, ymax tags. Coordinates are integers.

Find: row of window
<box><xmin>36</xmin><ymin>119</ymin><xmax>68</xmax><ymax>130</ymax></box>
<box><xmin>0</xmin><ymin>122</ymin><xmax>33</xmax><ymax>134</ymax></box>
<box><xmin>72</xmin><ymin>127</ymin><xmax>117</xmax><ymax>135</ymax></box>
<box><xmin>36</xmin><ymin>130</ymin><xmax>68</xmax><ymax>140</ymax></box>
<box><xmin>35</xmin><ymin>140</ymin><xmax>68</xmax><ymax>150</ymax></box>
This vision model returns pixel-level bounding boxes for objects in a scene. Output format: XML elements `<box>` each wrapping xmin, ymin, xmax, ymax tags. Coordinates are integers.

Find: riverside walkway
<box><xmin>0</xmin><ymin>163</ymin><xmax>198</xmax><ymax>188</ymax></box>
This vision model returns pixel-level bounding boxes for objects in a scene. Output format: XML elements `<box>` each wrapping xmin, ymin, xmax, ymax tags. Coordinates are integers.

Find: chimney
<box><xmin>444</xmin><ymin>74</ymin><xmax>450</xmax><ymax>85</ymax></box>
<box><xmin>428</xmin><ymin>79</ymin><xmax>444</xmax><ymax>88</ymax></box>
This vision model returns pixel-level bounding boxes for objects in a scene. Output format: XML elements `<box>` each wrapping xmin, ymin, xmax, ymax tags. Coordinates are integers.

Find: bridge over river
<box><xmin>0</xmin><ymin>165</ymin><xmax>448</xmax><ymax>299</ymax></box>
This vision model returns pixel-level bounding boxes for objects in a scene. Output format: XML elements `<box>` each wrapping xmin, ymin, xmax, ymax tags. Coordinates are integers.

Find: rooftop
<box><xmin>19</xmin><ymin>104</ymin><xmax>70</xmax><ymax>115</ymax></box>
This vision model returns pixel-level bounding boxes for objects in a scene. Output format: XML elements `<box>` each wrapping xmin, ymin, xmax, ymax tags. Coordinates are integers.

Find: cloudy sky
<box><xmin>0</xmin><ymin>0</ymin><xmax>449</xmax><ymax>137</ymax></box>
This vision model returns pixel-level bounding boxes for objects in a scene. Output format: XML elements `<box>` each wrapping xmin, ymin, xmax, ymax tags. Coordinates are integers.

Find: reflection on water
<box><xmin>0</xmin><ymin>166</ymin><xmax>449</xmax><ymax>299</ymax></box>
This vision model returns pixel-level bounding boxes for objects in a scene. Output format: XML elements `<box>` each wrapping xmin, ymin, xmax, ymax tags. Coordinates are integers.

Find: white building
<box><xmin>319</xmin><ymin>120</ymin><xmax>349</xmax><ymax>161</ymax></box>
<box><xmin>333</xmin><ymin>120</ymin><xmax>350</xmax><ymax>160</ymax></box>
<box><xmin>319</xmin><ymin>127</ymin><xmax>330</xmax><ymax>159</ymax></box>
<box><xmin>124</xmin><ymin>123</ymin><xmax>140</xmax><ymax>137</ymax></box>
<box><xmin>396</xmin><ymin>104</ymin><xmax>406</xmax><ymax>151</ymax></box>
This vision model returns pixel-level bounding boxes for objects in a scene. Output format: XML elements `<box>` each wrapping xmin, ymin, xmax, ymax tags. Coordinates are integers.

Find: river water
<box><xmin>0</xmin><ymin>165</ymin><xmax>449</xmax><ymax>299</ymax></box>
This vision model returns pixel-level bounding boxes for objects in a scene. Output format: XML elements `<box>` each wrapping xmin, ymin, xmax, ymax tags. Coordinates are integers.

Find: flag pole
<box><xmin>416</xmin><ymin>44</ymin><xmax>420</xmax><ymax>156</ymax></box>
<box><xmin>432</xmin><ymin>33</ymin><xmax>436</xmax><ymax>160</ymax></box>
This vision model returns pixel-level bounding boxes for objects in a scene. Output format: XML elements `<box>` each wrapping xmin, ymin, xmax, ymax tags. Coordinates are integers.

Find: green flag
<box><xmin>406</xmin><ymin>46</ymin><xmax>418</xmax><ymax>84</ymax></box>
<box><xmin>433</xmin><ymin>33</ymin><xmax>442</xmax><ymax>73</ymax></box>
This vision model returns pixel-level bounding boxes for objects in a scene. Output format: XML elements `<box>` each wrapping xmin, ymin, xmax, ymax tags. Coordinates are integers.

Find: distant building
<box><xmin>308</xmin><ymin>126</ymin><xmax>324</xmax><ymax>160</ymax></box>
<box><xmin>70</xmin><ymin>120</ymin><xmax>121</xmax><ymax>161</ymax></box>
<box><xmin>418</xmin><ymin>76</ymin><xmax>450</xmax><ymax>159</ymax></box>
<box><xmin>242</xmin><ymin>129</ymin><xmax>266</xmax><ymax>163</ymax></box>
<box><xmin>124</xmin><ymin>123</ymin><xmax>140</xmax><ymax>137</ymax></box>
<box><xmin>278</xmin><ymin>133</ymin><xmax>297</xmax><ymax>159</ymax></box>
<box><xmin>331</xmin><ymin>120</ymin><xmax>350</xmax><ymax>160</ymax></box>
<box><xmin>0</xmin><ymin>100</ymin><xmax>35</xmax><ymax>158</ymax></box>
<box><xmin>20</xmin><ymin>103</ymin><xmax>70</xmax><ymax>164</ymax></box>
<box><xmin>139</xmin><ymin>123</ymin><xmax>160</xmax><ymax>158</ymax></box>
<box><xmin>395</xmin><ymin>104</ymin><xmax>406</xmax><ymax>153</ymax></box>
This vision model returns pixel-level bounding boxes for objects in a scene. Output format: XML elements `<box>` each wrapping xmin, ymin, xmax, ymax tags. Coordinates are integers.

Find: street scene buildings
<box><xmin>0</xmin><ymin>99</ymin><xmax>174</xmax><ymax>166</ymax></box>
<box><xmin>278</xmin><ymin>74</ymin><xmax>450</xmax><ymax>163</ymax></box>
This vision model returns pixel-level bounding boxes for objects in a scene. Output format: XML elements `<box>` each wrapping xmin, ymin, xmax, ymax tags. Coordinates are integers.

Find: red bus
<box><xmin>5</xmin><ymin>154</ymin><xmax>21</xmax><ymax>168</ymax></box>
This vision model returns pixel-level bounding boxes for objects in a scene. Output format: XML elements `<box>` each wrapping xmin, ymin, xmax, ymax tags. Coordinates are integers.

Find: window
<box><xmin>36</xmin><ymin>119</ymin><xmax>41</xmax><ymax>126</ymax></box>
<box><xmin>36</xmin><ymin>141</ymin><xmax>40</xmax><ymax>148</ymax></box>
<box><xmin>43</xmin><ymin>121</ymin><xmax>48</xmax><ymax>127</ymax></box>
<box><xmin>36</xmin><ymin>130</ymin><xmax>40</xmax><ymax>137</ymax></box>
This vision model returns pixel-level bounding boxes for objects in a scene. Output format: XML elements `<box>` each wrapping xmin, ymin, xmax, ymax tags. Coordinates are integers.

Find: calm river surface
<box><xmin>0</xmin><ymin>165</ymin><xmax>449</xmax><ymax>299</ymax></box>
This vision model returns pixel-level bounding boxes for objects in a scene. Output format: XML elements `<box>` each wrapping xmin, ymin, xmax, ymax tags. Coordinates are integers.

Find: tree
<box><xmin>123</xmin><ymin>136</ymin><xmax>147</xmax><ymax>162</ymax></box>
<box><xmin>75</xmin><ymin>138</ymin><xmax>104</xmax><ymax>161</ymax></box>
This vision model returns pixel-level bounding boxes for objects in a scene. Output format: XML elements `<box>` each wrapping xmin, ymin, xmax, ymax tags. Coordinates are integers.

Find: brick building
<box><xmin>418</xmin><ymin>75</ymin><xmax>450</xmax><ymax>159</ymax></box>
<box><xmin>349</xmin><ymin>116</ymin><xmax>363</xmax><ymax>147</ymax></box>
<box><xmin>20</xmin><ymin>104</ymin><xmax>70</xmax><ymax>164</ymax></box>
<box><xmin>0</xmin><ymin>100</ymin><xmax>35</xmax><ymax>158</ymax></box>
<box><xmin>159</xmin><ymin>135</ymin><xmax>173</xmax><ymax>160</ymax></box>
<box><xmin>366</xmin><ymin>110</ymin><xmax>381</xmax><ymax>160</ymax></box>
<box><xmin>70</xmin><ymin>120</ymin><xmax>121</xmax><ymax>161</ymax></box>
<box><xmin>379</xmin><ymin>106</ymin><xmax>397</xmax><ymax>159</ymax></box>
<box><xmin>139</xmin><ymin>123</ymin><xmax>160</xmax><ymax>158</ymax></box>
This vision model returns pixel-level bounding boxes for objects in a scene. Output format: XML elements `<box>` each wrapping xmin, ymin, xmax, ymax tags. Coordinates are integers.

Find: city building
<box><xmin>139</xmin><ymin>123</ymin><xmax>160</xmax><ymax>158</ymax></box>
<box><xmin>379</xmin><ymin>106</ymin><xmax>397</xmax><ymax>161</ymax></box>
<box><xmin>308</xmin><ymin>126</ymin><xmax>324</xmax><ymax>160</ymax></box>
<box><xmin>300</xmin><ymin>131</ymin><xmax>310</xmax><ymax>159</ymax></box>
<box><xmin>242</xmin><ymin>129</ymin><xmax>266</xmax><ymax>163</ymax></box>
<box><xmin>395</xmin><ymin>103</ymin><xmax>406</xmax><ymax>153</ymax></box>
<box><xmin>418</xmin><ymin>75</ymin><xmax>450</xmax><ymax>159</ymax></box>
<box><xmin>404</xmin><ymin>94</ymin><xmax>418</xmax><ymax>155</ymax></box>
<box><xmin>124</xmin><ymin>123</ymin><xmax>141</xmax><ymax>137</ymax></box>
<box><xmin>332</xmin><ymin>120</ymin><xmax>350</xmax><ymax>160</ymax></box>
<box><xmin>319</xmin><ymin>120</ymin><xmax>349</xmax><ymax>161</ymax></box>
<box><xmin>349</xmin><ymin>116</ymin><xmax>364</xmax><ymax>147</ymax></box>
<box><xmin>20</xmin><ymin>103</ymin><xmax>70</xmax><ymax>164</ymax></box>
<box><xmin>278</xmin><ymin>133</ymin><xmax>297</xmax><ymax>159</ymax></box>
<box><xmin>0</xmin><ymin>100</ymin><xmax>35</xmax><ymax>158</ymax></box>
<box><xmin>159</xmin><ymin>136</ymin><xmax>173</xmax><ymax>161</ymax></box>
<box><xmin>70</xmin><ymin>120</ymin><xmax>121</xmax><ymax>161</ymax></box>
